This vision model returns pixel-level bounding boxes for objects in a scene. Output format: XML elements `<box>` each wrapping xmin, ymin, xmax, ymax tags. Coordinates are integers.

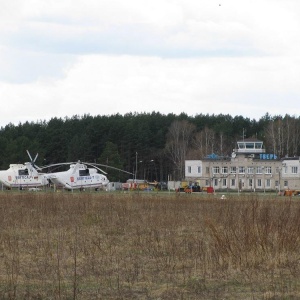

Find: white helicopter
<box><xmin>45</xmin><ymin>161</ymin><xmax>133</xmax><ymax>191</ymax></box>
<box><xmin>45</xmin><ymin>161</ymin><xmax>108</xmax><ymax>191</ymax></box>
<box><xmin>0</xmin><ymin>150</ymin><xmax>49</xmax><ymax>190</ymax></box>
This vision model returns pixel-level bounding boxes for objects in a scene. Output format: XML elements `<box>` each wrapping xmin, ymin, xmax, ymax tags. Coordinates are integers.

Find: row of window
<box><xmin>187</xmin><ymin>166</ymin><xmax>201</xmax><ymax>173</ymax></box>
<box><xmin>212</xmin><ymin>166</ymin><xmax>273</xmax><ymax>174</ymax></box>
<box><xmin>187</xmin><ymin>166</ymin><xmax>299</xmax><ymax>175</ymax></box>
<box><xmin>206</xmin><ymin>178</ymin><xmax>289</xmax><ymax>188</ymax></box>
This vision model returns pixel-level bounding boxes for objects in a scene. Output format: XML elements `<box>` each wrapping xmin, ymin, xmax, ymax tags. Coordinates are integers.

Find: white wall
<box><xmin>281</xmin><ymin>159</ymin><xmax>300</xmax><ymax>178</ymax></box>
<box><xmin>185</xmin><ymin>160</ymin><xmax>202</xmax><ymax>178</ymax></box>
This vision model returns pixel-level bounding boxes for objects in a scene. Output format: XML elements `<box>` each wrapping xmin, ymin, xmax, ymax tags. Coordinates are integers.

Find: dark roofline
<box><xmin>237</xmin><ymin>138</ymin><xmax>263</xmax><ymax>143</ymax></box>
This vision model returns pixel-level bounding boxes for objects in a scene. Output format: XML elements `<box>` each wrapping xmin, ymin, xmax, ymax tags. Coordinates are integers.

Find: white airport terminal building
<box><xmin>185</xmin><ymin>138</ymin><xmax>300</xmax><ymax>193</ymax></box>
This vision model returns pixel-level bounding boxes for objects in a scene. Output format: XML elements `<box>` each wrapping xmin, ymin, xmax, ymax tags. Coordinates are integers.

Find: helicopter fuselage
<box><xmin>48</xmin><ymin>163</ymin><xmax>109</xmax><ymax>190</ymax></box>
<box><xmin>0</xmin><ymin>163</ymin><xmax>49</xmax><ymax>189</ymax></box>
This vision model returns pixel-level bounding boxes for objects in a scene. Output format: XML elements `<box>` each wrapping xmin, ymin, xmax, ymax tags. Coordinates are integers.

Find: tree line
<box><xmin>0</xmin><ymin>112</ymin><xmax>299</xmax><ymax>181</ymax></box>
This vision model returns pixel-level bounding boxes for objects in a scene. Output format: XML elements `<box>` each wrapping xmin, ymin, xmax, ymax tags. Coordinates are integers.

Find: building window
<box><xmin>247</xmin><ymin>167</ymin><xmax>254</xmax><ymax>174</ymax></box>
<box><xmin>291</xmin><ymin>166</ymin><xmax>298</xmax><ymax>174</ymax></box>
<box><xmin>222</xmin><ymin>178</ymin><xmax>227</xmax><ymax>187</ymax></box>
<box><xmin>197</xmin><ymin>166</ymin><xmax>201</xmax><ymax>173</ymax></box>
<box><xmin>249</xmin><ymin>178</ymin><xmax>253</xmax><ymax>187</ymax></box>
<box><xmin>206</xmin><ymin>167</ymin><xmax>209</xmax><ymax>174</ymax></box>
<box><xmin>265</xmin><ymin>167</ymin><xmax>272</xmax><ymax>174</ymax></box>
<box><xmin>256</xmin><ymin>166</ymin><xmax>263</xmax><ymax>174</ymax></box>
<box><xmin>231</xmin><ymin>178</ymin><xmax>235</xmax><ymax>187</ymax></box>
<box><xmin>214</xmin><ymin>178</ymin><xmax>218</xmax><ymax>186</ymax></box>
<box><xmin>266</xmin><ymin>179</ymin><xmax>271</xmax><ymax>187</ymax></box>
<box><xmin>230</xmin><ymin>166</ymin><xmax>236</xmax><ymax>174</ymax></box>
<box><xmin>239</xmin><ymin>166</ymin><xmax>245</xmax><ymax>174</ymax></box>
<box><xmin>213</xmin><ymin>166</ymin><xmax>220</xmax><ymax>174</ymax></box>
<box><xmin>257</xmin><ymin>179</ymin><xmax>262</xmax><ymax>187</ymax></box>
<box><xmin>275</xmin><ymin>180</ymin><xmax>279</xmax><ymax>187</ymax></box>
<box><xmin>222</xmin><ymin>166</ymin><xmax>228</xmax><ymax>174</ymax></box>
<box><xmin>188</xmin><ymin>166</ymin><xmax>191</xmax><ymax>173</ymax></box>
<box><xmin>255</xmin><ymin>142</ymin><xmax>263</xmax><ymax>149</ymax></box>
<box><xmin>284</xmin><ymin>180</ymin><xmax>288</xmax><ymax>187</ymax></box>
<box><xmin>205</xmin><ymin>179</ymin><xmax>209</xmax><ymax>186</ymax></box>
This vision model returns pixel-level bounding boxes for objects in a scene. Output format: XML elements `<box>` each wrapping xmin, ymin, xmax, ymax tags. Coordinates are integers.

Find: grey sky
<box><xmin>0</xmin><ymin>0</ymin><xmax>300</xmax><ymax>126</ymax></box>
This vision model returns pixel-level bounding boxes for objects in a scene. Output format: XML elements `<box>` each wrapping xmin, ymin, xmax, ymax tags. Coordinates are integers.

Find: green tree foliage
<box><xmin>0</xmin><ymin>112</ymin><xmax>299</xmax><ymax>180</ymax></box>
<box><xmin>67</xmin><ymin>134</ymin><xmax>93</xmax><ymax>162</ymax></box>
<box><xmin>98</xmin><ymin>141</ymin><xmax>126</xmax><ymax>182</ymax></box>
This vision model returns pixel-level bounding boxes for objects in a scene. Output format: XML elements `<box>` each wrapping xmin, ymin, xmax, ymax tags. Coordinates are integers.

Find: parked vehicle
<box><xmin>176</xmin><ymin>181</ymin><xmax>202</xmax><ymax>193</ymax></box>
<box><xmin>283</xmin><ymin>189</ymin><xmax>300</xmax><ymax>196</ymax></box>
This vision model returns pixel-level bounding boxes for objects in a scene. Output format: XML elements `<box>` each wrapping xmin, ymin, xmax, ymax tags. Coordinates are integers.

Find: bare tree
<box><xmin>264</xmin><ymin>120</ymin><xmax>277</xmax><ymax>155</ymax></box>
<box><xmin>264</xmin><ymin>117</ymin><xmax>285</xmax><ymax>157</ymax></box>
<box><xmin>284</xmin><ymin>115</ymin><xmax>300</xmax><ymax>156</ymax></box>
<box><xmin>290</xmin><ymin>117</ymin><xmax>300</xmax><ymax>155</ymax></box>
<box><xmin>284</xmin><ymin>115</ymin><xmax>291</xmax><ymax>156</ymax></box>
<box><xmin>193</xmin><ymin>126</ymin><xmax>216</xmax><ymax>158</ymax></box>
<box><xmin>264</xmin><ymin>115</ymin><xmax>300</xmax><ymax>157</ymax></box>
<box><xmin>165</xmin><ymin>120</ymin><xmax>196</xmax><ymax>180</ymax></box>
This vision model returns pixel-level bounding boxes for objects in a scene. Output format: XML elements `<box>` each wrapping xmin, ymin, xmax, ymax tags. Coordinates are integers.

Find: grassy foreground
<box><xmin>1</xmin><ymin>192</ymin><xmax>300</xmax><ymax>299</ymax></box>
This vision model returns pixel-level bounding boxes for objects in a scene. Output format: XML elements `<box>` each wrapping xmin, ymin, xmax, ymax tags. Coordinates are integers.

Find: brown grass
<box><xmin>1</xmin><ymin>191</ymin><xmax>300</xmax><ymax>299</ymax></box>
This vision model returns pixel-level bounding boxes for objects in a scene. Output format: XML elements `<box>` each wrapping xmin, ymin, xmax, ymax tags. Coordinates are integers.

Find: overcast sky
<box><xmin>0</xmin><ymin>0</ymin><xmax>300</xmax><ymax>127</ymax></box>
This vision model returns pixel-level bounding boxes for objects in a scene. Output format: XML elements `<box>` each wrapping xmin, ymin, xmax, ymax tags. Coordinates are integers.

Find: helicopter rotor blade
<box><xmin>26</xmin><ymin>150</ymin><xmax>33</xmax><ymax>162</ymax></box>
<box><xmin>39</xmin><ymin>161</ymin><xmax>134</xmax><ymax>176</ymax></box>
<box><xmin>33</xmin><ymin>153</ymin><xmax>39</xmax><ymax>163</ymax></box>
<box><xmin>81</xmin><ymin>162</ymin><xmax>107</xmax><ymax>174</ymax></box>
<box><xmin>39</xmin><ymin>162</ymin><xmax>76</xmax><ymax>172</ymax></box>
<box><xmin>72</xmin><ymin>161</ymin><xmax>81</xmax><ymax>174</ymax></box>
<box><xmin>26</xmin><ymin>150</ymin><xmax>42</xmax><ymax>170</ymax></box>
<box><xmin>85</xmin><ymin>162</ymin><xmax>134</xmax><ymax>175</ymax></box>
<box><xmin>39</xmin><ymin>161</ymin><xmax>84</xmax><ymax>175</ymax></box>
<box><xmin>34</xmin><ymin>165</ymin><xmax>42</xmax><ymax>171</ymax></box>
<box><xmin>91</xmin><ymin>165</ymin><xmax>107</xmax><ymax>174</ymax></box>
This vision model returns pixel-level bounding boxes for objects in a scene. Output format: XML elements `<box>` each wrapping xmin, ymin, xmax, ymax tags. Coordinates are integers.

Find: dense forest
<box><xmin>0</xmin><ymin>112</ymin><xmax>299</xmax><ymax>182</ymax></box>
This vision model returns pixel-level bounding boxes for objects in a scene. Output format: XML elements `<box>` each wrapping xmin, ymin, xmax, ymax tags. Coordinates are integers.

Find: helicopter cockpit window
<box><xmin>79</xmin><ymin>169</ymin><xmax>90</xmax><ymax>176</ymax></box>
<box><xmin>19</xmin><ymin>169</ymin><xmax>29</xmax><ymax>176</ymax></box>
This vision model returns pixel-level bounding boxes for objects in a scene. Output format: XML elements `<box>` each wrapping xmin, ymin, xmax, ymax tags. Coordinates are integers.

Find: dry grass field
<box><xmin>1</xmin><ymin>191</ymin><xmax>300</xmax><ymax>299</ymax></box>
